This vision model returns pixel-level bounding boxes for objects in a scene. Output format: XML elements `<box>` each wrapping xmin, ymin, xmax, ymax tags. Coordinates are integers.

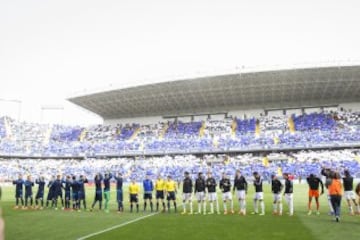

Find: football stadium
<box><xmin>1</xmin><ymin>1</ymin><xmax>360</xmax><ymax>240</ymax></box>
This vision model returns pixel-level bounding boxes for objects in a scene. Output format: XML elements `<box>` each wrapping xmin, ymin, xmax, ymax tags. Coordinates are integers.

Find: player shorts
<box><xmin>167</xmin><ymin>191</ymin><xmax>176</xmax><ymax>201</ymax></box>
<box><xmin>55</xmin><ymin>191</ymin><xmax>63</xmax><ymax>199</ymax></box>
<box><xmin>236</xmin><ymin>190</ymin><xmax>246</xmax><ymax>199</ymax></box>
<box><xmin>273</xmin><ymin>193</ymin><xmax>282</xmax><ymax>202</ymax></box>
<box><xmin>284</xmin><ymin>193</ymin><xmax>293</xmax><ymax>202</ymax></box>
<box><xmin>344</xmin><ymin>191</ymin><xmax>356</xmax><ymax>200</ymax></box>
<box><xmin>15</xmin><ymin>191</ymin><xmax>23</xmax><ymax>198</ymax></box>
<box><xmin>72</xmin><ymin>192</ymin><xmax>79</xmax><ymax>201</ymax></box>
<box><xmin>182</xmin><ymin>193</ymin><xmax>192</xmax><ymax>201</ymax></box>
<box><xmin>36</xmin><ymin>191</ymin><xmax>44</xmax><ymax>199</ymax></box>
<box><xmin>78</xmin><ymin>191</ymin><xmax>85</xmax><ymax>200</ymax></box>
<box><xmin>47</xmin><ymin>192</ymin><xmax>54</xmax><ymax>201</ymax></box>
<box><xmin>117</xmin><ymin>190</ymin><xmax>123</xmax><ymax>202</ymax></box>
<box><xmin>208</xmin><ymin>192</ymin><xmax>217</xmax><ymax>201</ymax></box>
<box><xmin>254</xmin><ymin>192</ymin><xmax>264</xmax><ymax>200</ymax></box>
<box><xmin>25</xmin><ymin>193</ymin><xmax>32</xmax><ymax>198</ymax></box>
<box><xmin>144</xmin><ymin>193</ymin><xmax>153</xmax><ymax>200</ymax></box>
<box><xmin>308</xmin><ymin>189</ymin><xmax>319</xmax><ymax>198</ymax></box>
<box><xmin>130</xmin><ymin>194</ymin><xmax>138</xmax><ymax>203</ymax></box>
<box><xmin>156</xmin><ymin>190</ymin><xmax>164</xmax><ymax>199</ymax></box>
<box><xmin>95</xmin><ymin>191</ymin><xmax>103</xmax><ymax>201</ymax></box>
<box><xmin>196</xmin><ymin>192</ymin><xmax>205</xmax><ymax>201</ymax></box>
<box><xmin>222</xmin><ymin>191</ymin><xmax>232</xmax><ymax>201</ymax></box>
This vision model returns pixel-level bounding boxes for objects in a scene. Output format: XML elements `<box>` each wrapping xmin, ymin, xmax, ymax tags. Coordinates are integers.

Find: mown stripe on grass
<box><xmin>76</xmin><ymin>212</ymin><xmax>158</xmax><ymax>240</ymax></box>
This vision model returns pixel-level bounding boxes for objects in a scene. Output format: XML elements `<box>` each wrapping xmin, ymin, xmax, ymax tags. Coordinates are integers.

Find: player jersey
<box><xmin>94</xmin><ymin>176</ymin><xmax>103</xmax><ymax>192</ymax></box>
<box><xmin>165</xmin><ymin>180</ymin><xmax>176</xmax><ymax>192</ymax></box>
<box><xmin>63</xmin><ymin>180</ymin><xmax>72</xmax><ymax>192</ymax></box>
<box><xmin>129</xmin><ymin>183</ymin><xmax>140</xmax><ymax>194</ymax></box>
<box><xmin>143</xmin><ymin>179</ymin><xmax>154</xmax><ymax>193</ymax></box>
<box><xmin>233</xmin><ymin>176</ymin><xmax>248</xmax><ymax>191</ymax></box>
<box><xmin>78</xmin><ymin>178</ymin><xmax>88</xmax><ymax>192</ymax></box>
<box><xmin>271</xmin><ymin>179</ymin><xmax>283</xmax><ymax>194</ymax></box>
<box><xmin>182</xmin><ymin>177</ymin><xmax>193</xmax><ymax>193</ymax></box>
<box><xmin>253</xmin><ymin>177</ymin><xmax>263</xmax><ymax>192</ymax></box>
<box><xmin>219</xmin><ymin>178</ymin><xmax>231</xmax><ymax>193</ymax></box>
<box><xmin>114</xmin><ymin>176</ymin><xmax>123</xmax><ymax>190</ymax></box>
<box><xmin>70</xmin><ymin>180</ymin><xmax>79</xmax><ymax>193</ymax></box>
<box><xmin>194</xmin><ymin>178</ymin><xmax>206</xmax><ymax>192</ymax></box>
<box><xmin>155</xmin><ymin>179</ymin><xmax>165</xmax><ymax>191</ymax></box>
<box><xmin>343</xmin><ymin>176</ymin><xmax>353</xmax><ymax>191</ymax></box>
<box><xmin>306</xmin><ymin>176</ymin><xmax>323</xmax><ymax>190</ymax></box>
<box><xmin>36</xmin><ymin>179</ymin><xmax>45</xmax><ymax>193</ymax></box>
<box><xmin>53</xmin><ymin>179</ymin><xmax>63</xmax><ymax>194</ymax></box>
<box><xmin>103</xmin><ymin>173</ymin><xmax>112</xmax><ymax>191</ymax></box>
<box><xmin>24</xmin><ymin>180</ymin><xmax>34</xmax><ymax>195</ymax></box>
<box><xmin>13</xmin><ymin>179</ymin><xmax>24</xmax><ymax>192</ymax></box>
<box><xmin>284</xmin><ymin>179</ymin><xmax>293</xmax><ymax>194</ymax></box>
<box><xmin>206</xmin><ymin>177</ymin><xmax>216</xmax><ymax>193</ymax></box>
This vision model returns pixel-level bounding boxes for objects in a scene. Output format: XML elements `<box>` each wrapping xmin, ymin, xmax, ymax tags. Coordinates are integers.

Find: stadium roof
<box><xmin>68</xmin><ymin>65</ymin><xmax>360</xmax><ymax>119</ymax></box>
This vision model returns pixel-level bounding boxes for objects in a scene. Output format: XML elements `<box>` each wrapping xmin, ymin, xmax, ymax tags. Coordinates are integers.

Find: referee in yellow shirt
<box><xmin>165</xmin><ymin>175</ymin><xmax>177</xmax><ymax>213</ymax></box>
<box><xmin>129</xmin><ymin>179</ymin><xmax>140</xmax><ymax>213</ymax></box>
<box><xmin>155</xmin><ymin>175</ymin><xmax>166</xmax><ymax>212</ymax></box>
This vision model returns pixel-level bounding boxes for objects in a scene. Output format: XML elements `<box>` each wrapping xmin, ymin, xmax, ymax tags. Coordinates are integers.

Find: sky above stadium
<box><xmin>0</xmin><ymin>0</ymin><xmax>359</xmax><ymax>125</ymax></box>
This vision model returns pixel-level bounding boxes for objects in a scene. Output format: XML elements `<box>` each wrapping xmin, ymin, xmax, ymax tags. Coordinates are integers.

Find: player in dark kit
<box><xmin>12</xmin><ymin>174</ymin><xmax>24</xmax><ymax>209</ymax></box>
<box><xmin>252</xmin><ymin>172</ymin><xmax>265</xmax><ymax>215</ymax></box>
<box><xmin>306</xmin><ymin>173</ymin><xmax>324</xmax><ymax>215</ymax></box>
<box><xmin>233</xmin><ymin>170</ymin><xmax>248</xmax><ymax>215</ymax></box>
<box><xmin>342</xmin><ymin>170</ymin><xmax>360</xmax><ymax>215</ymax></box>
<box><xmin>283</xmin><ymin>173</ymin><xmax>294</xmax><ymax>216</ymax></box>
<box><xmin>24</xmin><ymin>175</ymin><xmax>34</xmax><ymax>209</ymax></box>
<box><xmin>91</xmin><ymin>173</ymin><xmax>103</xmax><ymax>211</ymax></box>
<box><xmin>143</xmin><ymin>173</ymin><xmax>154</xmax><ymax>212</ymax></box>
<box><xmin>206</xmin><ymin>171</ymin><xmax>219</xmax><ymax>214</ymax></box>
<box><xmin>35</xmin><ymin>176</ymin><xmax>46</xmax><ymax>209</ymax></box>
<box><xmin>271</xmin><ymin>175</ymin><xmax>283</xmax><ymax>215</ymax></box>
<box><xmin>71</xmin><ymin>176</ymin><xmax>80</xmax><ymax>211</ymax></box>
<box><xmin>220</xmin><ymin>172</ymin><xmax>234</xmax><ymax>214</ymax></box>
<box><xmin>46</xmin><ymin>176</ymin><xmax>55</xmax><ymax>208</ymax></box>
<box><xmin>194</xmin><ymin>172</ymin><xmax>206</xmax><ymax>214</ymax></box>
<box><xmin>181</xmin><ymin>171</ymin><xmax>193</xmax><ymax>215</ymax></box>
<box><xmin>63</xmin><ymin>176</ymin><xmax>72</xmax><ymax>210</ymax></box>
<box><xmin>114</xmin><ymin>173</ymin><xmax>124</xmax><ymax>213</ymax></box>
<box><xmin>78</xmin><ymin>175</ymin><xmax>88</xmax><ymax>210</ymax></box>
<box><xmin>52</xmin><ymin>175</ymin><xmax>64</xmax><ymax>210</ymax></box>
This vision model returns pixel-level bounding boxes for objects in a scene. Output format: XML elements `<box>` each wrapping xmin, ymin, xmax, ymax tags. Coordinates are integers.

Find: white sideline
<box><xmin>76</xmin><ymin>212</ymin><xmax>158</xmax><ymax>240</ymax></box>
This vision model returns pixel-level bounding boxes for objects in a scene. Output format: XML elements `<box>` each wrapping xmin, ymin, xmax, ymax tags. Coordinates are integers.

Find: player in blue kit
<box><xmin>91</xmin><ymin>173</ymin><xmax>103</xmax><ymax>211</ymax></box>
<box><xmin>35</xmin><ymin>176</ymin><xmax>46</xmax><ymax>209</ymax></box>
<box><xmin>24</xmin><ymin>175</ymin><xmax>34</xmax><ymax>209</ymax></box>
<box><xmin>63</xmin><ymin>175</ymin><xmax>72</xmax><ymax>210</ymax></box>
<box><xmin>46</xmin><ymin>176</ymin><xmax>55</xmax><ymax>208</ymax></box>
<box><xmin>13</xmin><ymin>174</ymin><xmax>24</xmax><ymax>209</ymax></box>
<box><xmin>143</xmin><ymin>173</ymin><xmax>154</xmax><ymax>212</ymax></box>
<box><xmin>71</xmin><ymin>175</ymin><xmax>80</xmax><ymax>211</ymax></box>
<box><xmin>114</xmin><ymin>173</ymin><xmax>124</xmax><ymax>213</ymax></box>
<box><xmin>53</xmin><ymin>175</ymin><xmax>64</xmax><ymax>210</ymax></box>
<box><xmin>78</xmin><ymin>175</ymin><xmax>88</xmax><ymax>210</ymax></box>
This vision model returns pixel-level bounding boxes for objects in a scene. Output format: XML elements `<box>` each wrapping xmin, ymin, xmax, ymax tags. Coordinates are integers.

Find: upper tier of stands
<box><xmin>1</xmin><ymin>109</ymin><xmax>360</xmax><ymax>157</ymax></box>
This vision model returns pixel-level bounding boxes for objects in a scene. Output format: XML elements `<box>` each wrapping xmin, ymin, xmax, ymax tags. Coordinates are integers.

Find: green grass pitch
<box><xmin>2</xmin><ymin>183</ymin><xmax>360</xmax><ymax>240</ymax></box>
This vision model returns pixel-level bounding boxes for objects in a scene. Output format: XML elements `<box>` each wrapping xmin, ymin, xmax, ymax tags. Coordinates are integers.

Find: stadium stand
<box><xmin>1</xmin><ymin>110</ymin><xmax>360</xmax><ymax>157</ymax></box>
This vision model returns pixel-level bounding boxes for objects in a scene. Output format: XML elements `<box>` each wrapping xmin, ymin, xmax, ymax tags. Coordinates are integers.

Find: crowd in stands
<box><xmin>0</xmin><ymin>109</ymin><xmax>360</xmax><ymax>157</ymax></box>
<box><xmin>1</xmin><ymin>149</ymin><xmax>360</xmax><ymax>182</ymax></box>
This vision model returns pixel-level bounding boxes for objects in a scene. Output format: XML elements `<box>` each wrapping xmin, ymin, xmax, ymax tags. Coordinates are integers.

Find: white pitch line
<box><xmin>76</xmin><ymin>212</ymin><xmax>158</xmax><ymax>240</ymax></box>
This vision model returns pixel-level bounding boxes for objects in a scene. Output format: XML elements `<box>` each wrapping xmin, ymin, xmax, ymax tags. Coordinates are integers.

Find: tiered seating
<box><xmin>165</xmin><ymin>121</ymin><xmax>202</xmax><ymax>139</ymax></box>
<box><xmin>1</xmin><ymin>110</ymin><xmax>360</xmax><ymax>157</ymax></box>
<box><xmin>117</xmin><ymin>124</ymin><xmax>139</xmax><ymax>140</ymax></box>
<box><xmin>0</xmin><ymin>117</ymin><xmax>6</xmax><ymax>138</ymax></box>
<box><xmin>293</xmin><ymin>113</ymin><xmax>336</xmax><ymax>131</ymax></box>
<box><xmin>51</xmin><ymin>125</ymin><xmax>83</xmax><ymax>141</ymax></box>
<box><xmin>235</xmin><ymin>118</ymin><xmax>256</xmax><ymax>136</ymax></box>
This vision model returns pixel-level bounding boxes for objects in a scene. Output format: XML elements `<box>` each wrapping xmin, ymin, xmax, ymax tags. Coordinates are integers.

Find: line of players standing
<box><xmin>12</xmin><ymin>168</ymin><xmax>360</xmax><ymax>218</ymax></box>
